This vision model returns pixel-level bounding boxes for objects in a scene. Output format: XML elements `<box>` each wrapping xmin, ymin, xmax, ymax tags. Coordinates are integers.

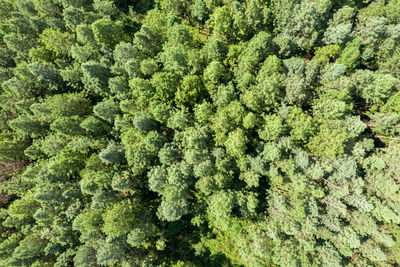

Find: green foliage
<box><xmin>8</xmin><ymin>192</ymin><xmax>38</xmax><ymax>221</ymax></box>
<box><xmin>312</xmin><ymin>83</ymin><xmax>354</xmax><ymax>120</ymax></box>
<box><xmin>99</xmin><ymin>142</ymin><xmax>125</xmax><ymax>165</ymax></box>
<box><xmin>91</xmin><ymin>17</ymin><xmax>124</xmax><ymax>47</ymax></box>
<box><xmin>39</xmin><ymin>28</ymin><xmax>74</xmax><ymax>57</ymax></box>
<box><xmin>1</xmin><ymin>1</ymin><xmax>400</xmax><ymax>266</ymax></box>
<box><xmin>9</xmin><ymin>115</ymin><xmax>47</xmax><ymax>137</ymax></box>
<box><xmin>93</xmin><ymin>98</ymin><xmax>120</xmax><ymax>123</ymax></box>
<box><xmin>102</xmin><ymin>201</ymin><xmax>137</xmax><ymax>237</ymax></box>
<box><xmin>322</xmin><ymin>5</ymin><xmax>354</xmax><ymax>45</ymax></box>
<box><xmin>191</xmin><ymin>0</ymin><xmax>207</xmax><ymax>22</ymax></box>
<box><xmin>258</xmin><ymin>114</ymin><xmax>285</xmax><ymax>142</ymax></box>
<box><xmin>207</xmin><ymin>6</ymin><xmax>234</xmax><ymax>40</ymax></box>
<box><xmin>28</xmin><ymin>61</ymin><xmax>63</xmax><ymax>91</ymax></box>
<box><xmin>237</xmin><ymin>31</ymin><xmax>274</xmax><ymax>75</ymax></box>
<box><xmin>308</xmin><ymin>120</ymin><xmax>349</xmax><ymax>159</ymax></box>
<box><xmin>0</xmin><ymin>131</ymin><xmax>29</xmax><ymax>160</ymax></box>
<box><xmin>352</xmin><ymin>70</ymin><xmax>397</xmax><ymax>104</ymax></box>
<box><xmin>382</xmin><ymin>91</ymin><xmax>400</xmax><ymax>113</ymax></box>
<box><xmin>314</xmin><ymin>44</ymin><xmax>341</xmax><ymax>66</ymax></box>
<box><xmin>159</xmin><ymin>45</ymin><xmax>188</xmax><ymax>76</ymax></box>
<box><xmin>224</xmin><ymin>129</ymin><xmax>248</xmax><ymax>158</ymax></box>
<box><xmin>337</xmin><ymin>38</ymin><xmax>362</xmax><ymax>71</ymax></box>
<box><xmin>81</xmin><ymin>60</ymin><xmax>111</xmax><ymax>95</ymax></box>
<box><xmin>203</xmin><ymin>60</ymin><xmax>226</xmax><ymax>88</ymax></box>
<box><xmin>284</xmin><ymin>106</ymin><xmax>317</xmax><ymax>144</ymax></box>
<box><xmin>175</xmin><ymin>75</ymin><xmax>205</xmax><ymax>107</ymax></box>
<box><xmin>80</xmin><ymin>115</ymin><xmax>111</xmax><ymax>136</ymax></box>
<box><xmin>281</xmin><ymin>0</ymin><xmax>331</xmax><ymax>51</ymax></box>
<box><xmin>73</xmin><ymin>245</ymin><xmax>99</xmax><ymax>267</ymax></box>
<box><xmin>12</xmin><ymin>232</ymin><xmax>47</xmax><ymax>262</ymax></box>
<box><xmin>151</xmin><ymin>71</ymin><xmax>179</xmax><ymax>103</ymax></box>
<box><xmin>133</xmin><ymin>25</ymin><xmax>162</xmax><ymax>58</ymax></box>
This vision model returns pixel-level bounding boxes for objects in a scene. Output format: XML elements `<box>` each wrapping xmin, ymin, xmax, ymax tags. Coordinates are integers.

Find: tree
<box><xmin>91</xmin><ymin>17</ymin><xmax>124</xmax><ymax>47</ymax></box>
<box><xmin>175</xmin><ymin>75</ymin><xmax>205</xmax><ymax>108</ymax></box>
<box><xmin>111</xmin><ymin>170</ymin><xmax>135</xmax><ymax>192</ymax></box>
<box><xmin>158</xmin><ymin>143</ymin><xmax>181</xmax><ymax>165</ymax></box>
<box><xmin>99</xmin><ymin>142</ymin><xmax>126</xmax><ymax>164</ymax></box>
<box><xmin>81</xmin><ymin>61</ymin><xmax>111</xmax><ymax>95</ymax></box>
<box><xmin>74</xmin><ymin>245</ymin><xmax>100</xmax><ymax>267</ymax></box>
<box><xmin>150</xmin><ymin>71</ymin><xmax>179</xmax><ymax>103</ymax></box>
<box><xmin>191</xmin><ymin>0</ymin><xmax>207</xmax><ymax>22</ymax></box>
<box><xmin>166</xmin><ymin>24</ymin><xmax>194</xmax><ymax>48</ymax></box>
<box><xmin>80</xmin><ymin>116</ymin><xmax>111</xmax><ymax>136</ymax></box>
<box><xmin>258</xmin><ymin>114</ymin><xmax>285</xmax><ymax>142</ymax></box>
<box><xmin>224</xmin><ymin>129</ymin><xmax>248</xmax><ymax>158</ymax></box>
<box><xmin>352</xmin><ymin>70</ymin><xmax>397</xmax><ymax>104</ymax></box>
<box><xmin>12</xmin><ymin>232</ymin><xmax>47</xmax><ymax>263</ymax></box>
<box><xmin>9</xmin><ymin>115</ymin><xmax>47</xmax><ymax>137</ymax></box>
<box><xmin>132</xmin><ymin>112</ymin><xmax>157</xmax><ymax>132</ymax></box>
<box><xmin>167</xmin><ymin>109</ymin><xmax>191</xmax><ymax>130</ymax></box>
<box><xmin>313</xmin><ymin>45</ymin><xmax>340</xmax><ymax>66</ymax></box>
<box><xmin>93</xmin><ymin>98</ymin><xmax>120</xmax><ymax>123</ymax></box>
<box><xmin>157</xmin><ymin>197</ymin><xmax>189</xmax><ymax>222</ymax></box>
<box><xmin>108</xmin><ymin>76</ymin><xmax>129</xmax><ymax>98</ymax></box>
<box><xmin>50</xmin><ymin>115</ymin><xmax>85</xmax><ymax>136</ymax></box>
<box><xmin>207</xmin><ymin>6</ymin><xmax>234</xmax><ymax>41</ymax></box>
<box><xmin>62</xmin><ymin>6</ymin><xmax>86</xmax><ymax>30</ymax></box>
<box><xmin>140</xmin><ymin>58</ymin><xmax>159</xmax><ymax>77</ymax></box>
<box><xmin>102</xmin><ymin>201</ymin><xmax>137</xmax><ymax>237</ymax></box>
<box><xmin>0</xmin><ymin>131</ymin><xmax>30</xmax><ymax>160</ymax></box>
<box><xmin>133</xmin><ymin>25</ymin><xmax>163</xmax><ymax>58</ymax></box>
<box><xmin>93</xmin><ymin>0</ymin><xmax>118</xmax><ymax>16</ymax></box>
<box><xmin>322</xmin><ymin>5</ymin><xmax>354</xmax><ymax>45</ymax></box>
<box><xmin>28</xmin><ymin>61</ymin><xmax>63</xmax><ymax>91</ymax></box>
<box><xmin>8</xmin><ymin>192</ymin><xmax>38</xmax><ymax>223</ymax></box>
<box><xmin>1</xmin><ymin>1</ymin><xmax>400</xmax><ymax>266</ymax></box>
<box><xmin>307</xmin><ymin>121</ymin><xmax>349</xmax><ymax>159</ymax></box>
<box><xmin>211</xmin><ymin>100</ymin><xmax>246</xmax><ymax>145</ymax></box>
<box><xmin>237</xmin><ymin>31</ymin><xmax>274</xmax><ymax>75</ymax></box>
<box><xmin>39</xmin><ymin>28</ymin><xmax>74</xmax><ymax>57</ymax></box>
<box><xmin>159</xmin><ymin>45</ymin><xmax>188</xmax><ymax>76</ymax></box>
<box><xmin>353</xmin><ymin>17</ymin><xmax>387</xmax><ymax>62</ymax></box>
<box><xmin>283</xmin><ymin>106</ymin><xmax>317</xmax><ymax>144</ymax></box>
<box><xmin>323</xmin><ymin>23</ymin><xmax>352</xmax><ymax>45</ymax></box>
<box><xmin>96</xmin><ymin>238</ymin><xmax>127</xmax><ymax>266</ymax></box>
<box><xmin>203</xmin><ymin>60</ymin><xmax>227</xmax><ymax>94</ymax></box>
<box><xmin>112</xmin><ymin>41</ymin><xmax>138</xmax><ymax>74</ymax></box>
<box><xmin>382</xmin><ymin>91</ymin><xmax>400</xmax><ymax>114</ymax></box>
<box><xmin>241</xmin><ymin>55</ymin><xmax>284</xmax><ymax>112</ymax></box>
<box><xmin>31</xmin><ymin>93</ymin><xmax>91</xmax><ymax>122</ymax></box>
<box><xmin>211</xmin><ymin>82</ymin><xmax>237</xmax><ymax>107</ymax></box>
<box><xmin>337</xmin><ymin>38</ymin><xmax>362</xmax><ymax>71</ymax></box>
<box><xmin>312</xmin><ymin>84</ymin><xmax>354</xmax><ymax>121</ymax></box>
<box><xmin>282</xmin><ymin>0</ymin><xmax>332</xmax><ymax>51</ymax></box>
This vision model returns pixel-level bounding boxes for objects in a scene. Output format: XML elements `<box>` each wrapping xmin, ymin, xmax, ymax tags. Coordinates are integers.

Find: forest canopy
<box><xmin>0</xmin><ymin>0</ymin><xmax>400</xmax><ymax>266</ymax></box>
